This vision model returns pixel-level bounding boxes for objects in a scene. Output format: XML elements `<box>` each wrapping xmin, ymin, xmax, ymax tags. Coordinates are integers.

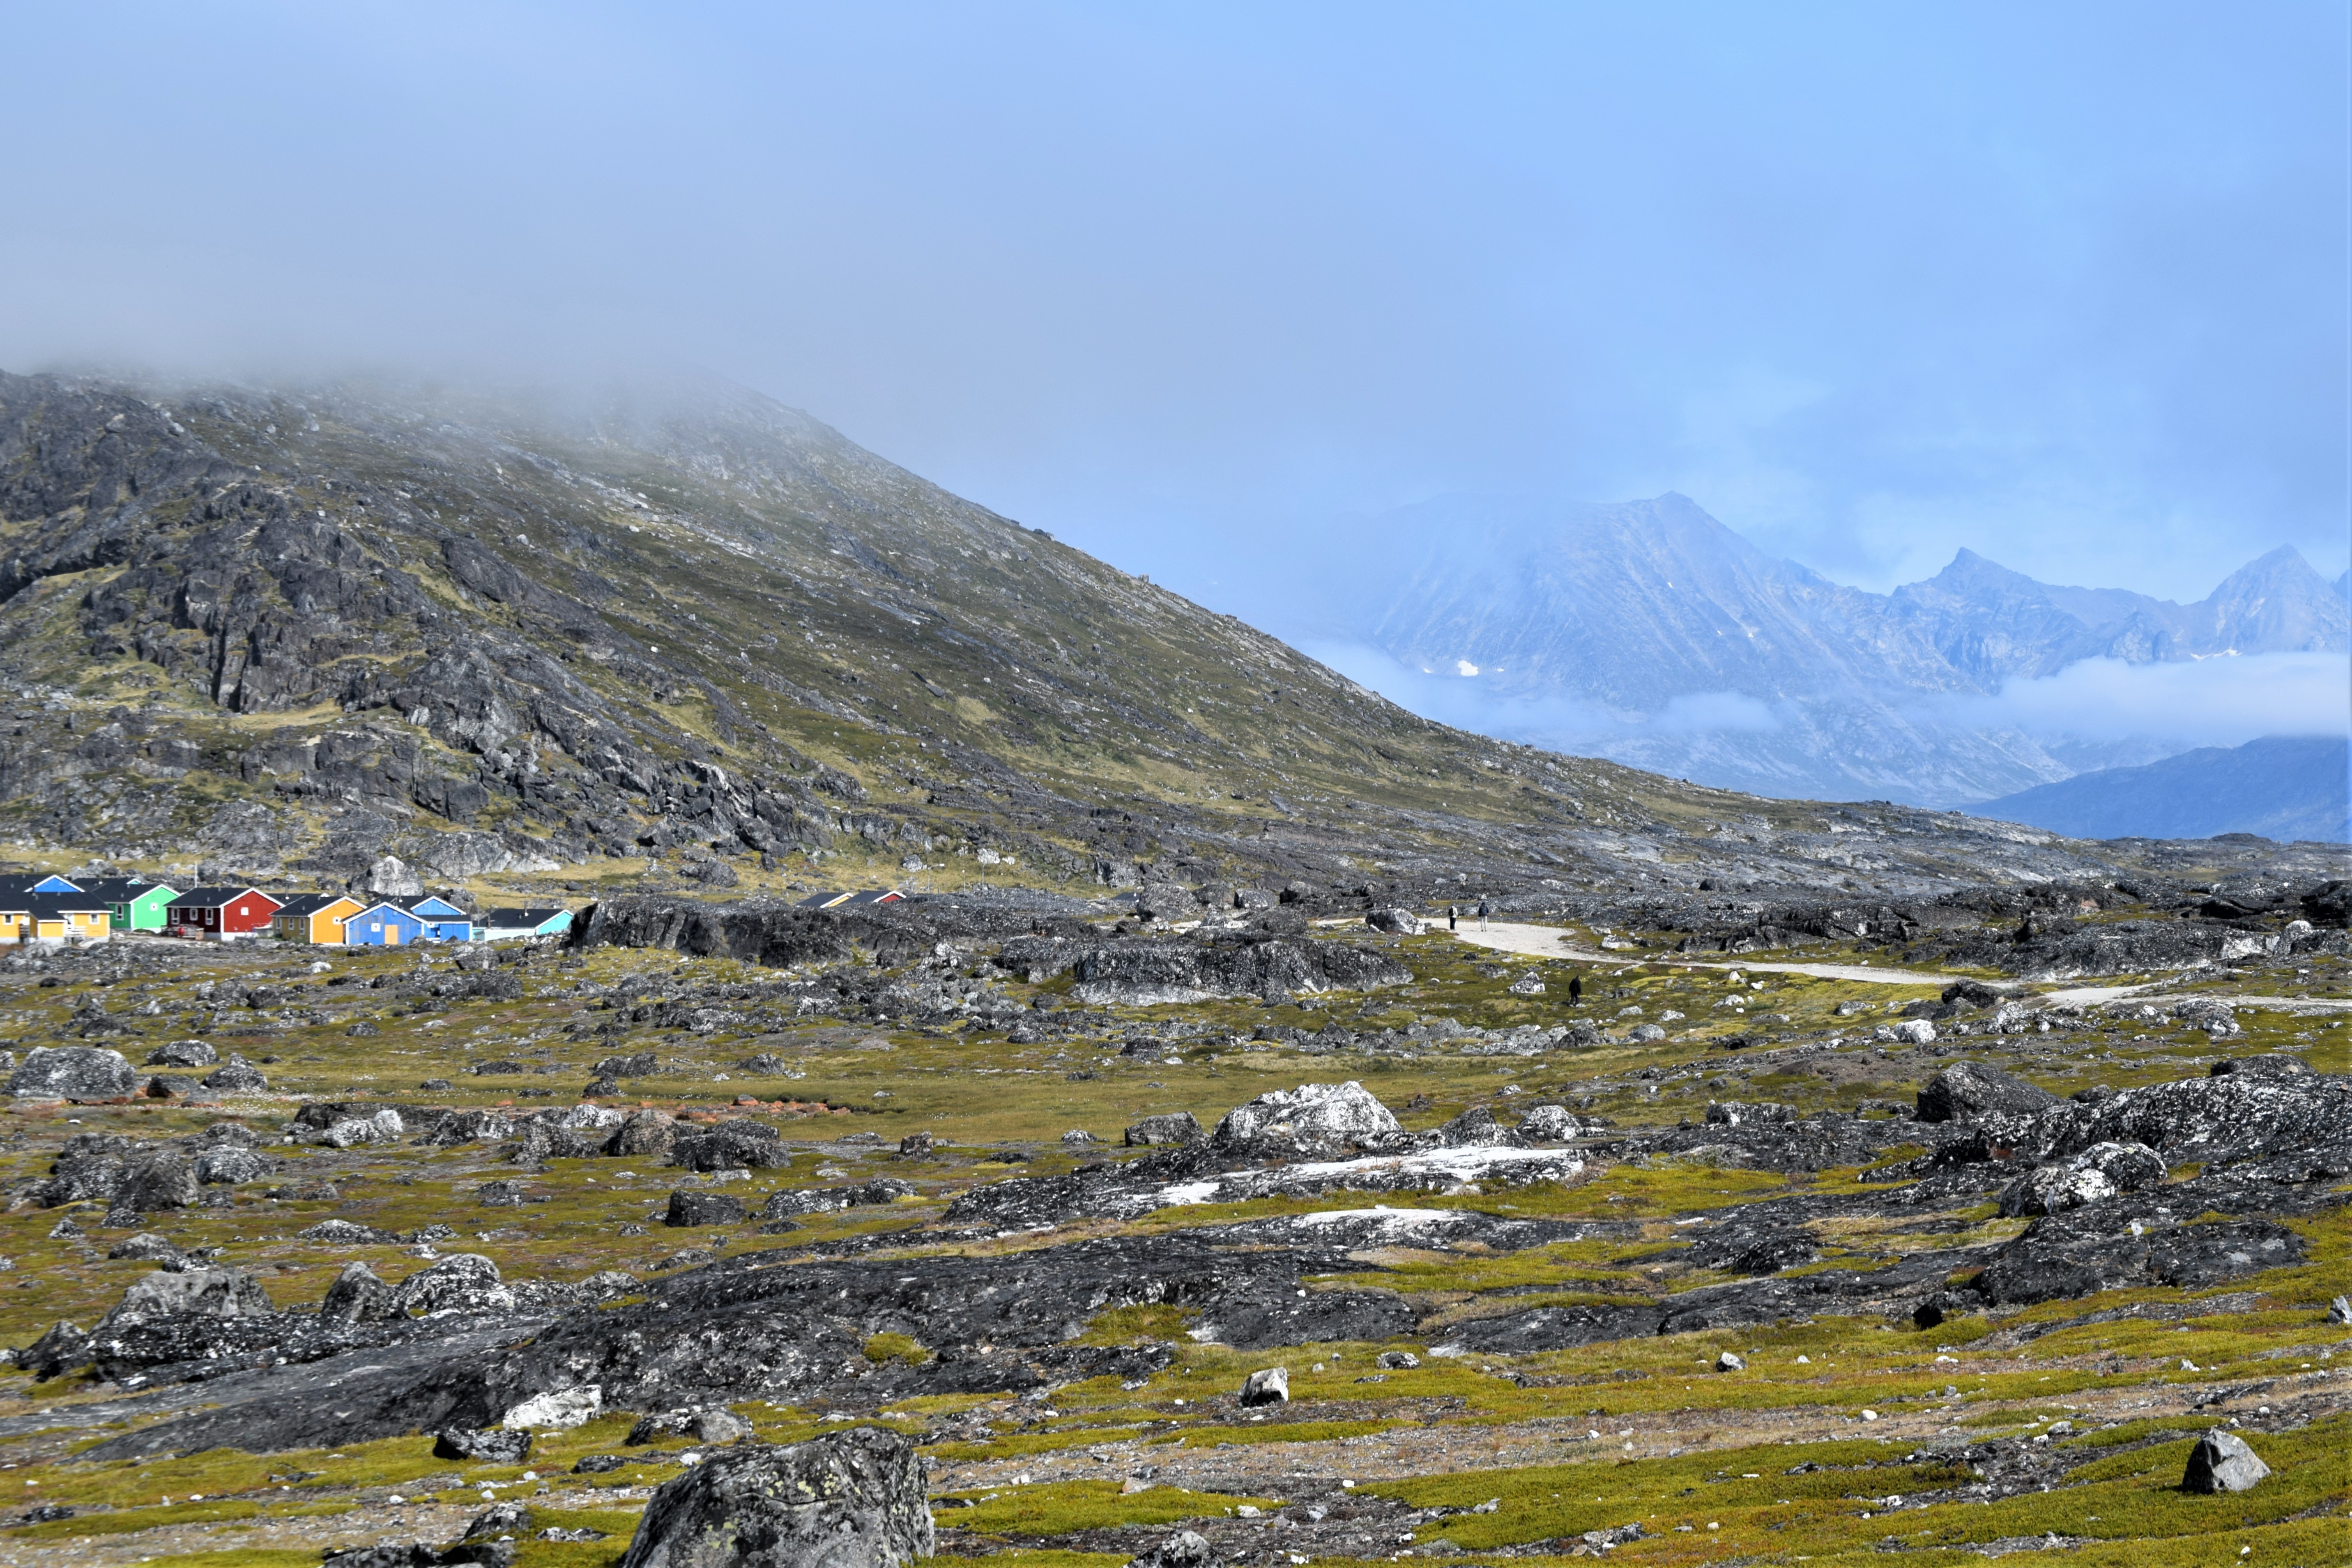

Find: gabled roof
<box><xmin>841</xmin><ymin>889</ymin><xmax>904</xmax><ymax>905</ymax></box>
<box><xmin>27</xmin><ymin>892</ymin><xmax>110</xmax><ymax>917</ymax></box>
<box><xmin>341</xmin><ymin>900</ymin><xmax>424</xmax><ymax>921</ymax></box>
<box><xmin>166</xmin><ymin>886</ymin><xmax>283</xmax><ymax>909</ymax></box>
<box><xmin>408</xmin><ymin>896</ymin><xmax>471</xmax><ymax>919</ymax></box>
<box><xmin>80</xmin><ymin>877</ymin><xmax>176</xmax><ymax>902</ymax></box>
<box><xmin>482</xmin><ymin>907</ymin><xmax>569</xmax><ymax>925</ymax></box>
<box><xmin>274</xmin><ymin>893</ymin><xmax>359</xmax><ymax>920</ymax></box>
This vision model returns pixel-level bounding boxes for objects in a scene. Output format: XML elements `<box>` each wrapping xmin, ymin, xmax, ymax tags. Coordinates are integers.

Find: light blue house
<box><xmin>408</xmin><ymin>896</ymin><xmax>476</xmax><ymax>942</ymax></box>
<box><xmin>340</xmin><ymin>901</ymin><xmax>428</xmax><ymax>947</ymax></box>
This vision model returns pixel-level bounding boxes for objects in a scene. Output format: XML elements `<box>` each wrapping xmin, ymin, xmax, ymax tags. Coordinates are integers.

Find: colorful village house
<box><xmin>79</xmin><ymin>877</ymin><xmax>179</xmax><ymax>932</ymax></box>
<box><xmin>164</xmin><ymin>887</ymin><xmax>285</xmax><ymax>941</ymax></box>
<box><xmin>0</xmin><ymin>891</ymin><xmax>28</xmax><ymax>944</ymax></box>
<box><xmin>26</xmin><ymin>892</ymin><xmax>112</xmax><ymax>942</ymax></box>
<box><xmin>477</xmin><ymin>906</ymin><xmax>574</xmax><ymax>941</ymax></box>
<box><xmin>272</xmin><ymin>893</ymin><xmax>363</xmax><ymax>945</ymax></box>
<box><xmin>407</xmin><ymin>896</ymin><xmax>476</xmax><ymax>942</ymax></box>
<box><xmin>339</xmin><ymin>901</ymin><xmax>426</xmax><ymax>947</ymax></box>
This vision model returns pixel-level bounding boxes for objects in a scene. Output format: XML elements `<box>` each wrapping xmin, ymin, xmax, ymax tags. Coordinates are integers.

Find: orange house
<box><xmin>272</xmin><ymin>893</ymin><xmax>363</xmax><ymax>945</ymax></box>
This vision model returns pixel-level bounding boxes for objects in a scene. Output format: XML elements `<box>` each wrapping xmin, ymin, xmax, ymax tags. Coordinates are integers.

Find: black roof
<box><xmin>79</xmin><ymin>877</ymin><xmax>174</xmax><ymax>901</ymax></box>
<box><xmin>165</xmin><ymin>886</ymin><xmax>277</xmax><ymax>908</ymax></box>
<box><xmin>25</xmin><ymin>892</ymin><xmax>108</xmax><ymax>916</ymax></box>
<box><xmin>482</xmin><ymin>907</ymin><xmax>567</xmax><ymax>924</ymax></box>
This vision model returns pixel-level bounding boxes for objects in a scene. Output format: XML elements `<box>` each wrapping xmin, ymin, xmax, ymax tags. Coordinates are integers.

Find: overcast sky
<box><xmin>2</xmin><ymin>3</ymin><xmax>2343</xmax><ymax>603</ymax></box>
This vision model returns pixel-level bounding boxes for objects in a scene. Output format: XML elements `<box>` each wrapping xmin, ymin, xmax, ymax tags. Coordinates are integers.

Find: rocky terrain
<box><xmin>0</xmin><ymin>369</ymin><xmax>2347</xmax><ymax>1567</ymax></box>
<box><xmin>0</xmin><ymin>883</ymin><xmax>2342</xmax><ymax>1567</ymax></box>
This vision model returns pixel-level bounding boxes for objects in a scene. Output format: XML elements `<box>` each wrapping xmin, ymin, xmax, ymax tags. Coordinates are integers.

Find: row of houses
<box><xmin>0</xmin><ymin>873</ymin><xmax>571</xmax><ymax>947</ymax></box>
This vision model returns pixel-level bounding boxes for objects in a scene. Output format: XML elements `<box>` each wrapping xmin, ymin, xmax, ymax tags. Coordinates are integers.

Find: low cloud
<box><xmin>1936</xmin><ymin>651</ymin><xmax>2351</xmax><ymax>747</ymax></box>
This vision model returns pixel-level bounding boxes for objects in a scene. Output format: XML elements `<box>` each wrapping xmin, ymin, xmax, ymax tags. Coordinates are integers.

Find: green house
<box><xmin>80</xmin><ymin>877</ymin><xmax>180</xmax><ymax>932</ymax></box>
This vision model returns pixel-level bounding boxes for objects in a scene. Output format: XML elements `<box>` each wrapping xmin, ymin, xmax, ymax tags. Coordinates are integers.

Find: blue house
<box><xmin>478</xmin><ymin>907</ymin><xmax>573</xmax><ymax>941</ymax></box>
<box><xmin>29</xmin><ymin>875</ymin><xmax>80</xmax><ymax>893</ymax></box>
<box><xmin>340</xmin><ymin>901</ymin><xmax>428</xmax><ymax>947</ymax></box>
<box><xmin>408</xmin><ymin>896</ymin><xmax>476</xmax><ymax>942</ymax></box>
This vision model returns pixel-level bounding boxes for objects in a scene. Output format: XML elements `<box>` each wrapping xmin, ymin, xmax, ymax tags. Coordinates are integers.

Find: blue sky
<box><xmin>2</xmin><ymin>2</ymin><xmax>2343</xmax><ymax>603</ymax></box>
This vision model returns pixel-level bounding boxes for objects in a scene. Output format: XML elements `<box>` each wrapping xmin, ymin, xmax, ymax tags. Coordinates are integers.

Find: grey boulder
<box><xmin>618</xmin><ymin>1427</ymin><xmax>932</xmax><ymax>1568</ymax></box>
<box><xmin>1210</xmin><ymin>1082</ymin><xmax>1399</xmax><ymax>1160</ymax></box>
<box><xmin>1997</xmin><ymin>1141</ymin><xmax>2169</xmax><ymax>1218</ymax></box>
<box><xmin>321</xmin><ymin>1261</ymin><xmax>400</xmax><ymax>1325</ymax></box>
<box><xmin>145</xmin><ymin>1040</ymin><xmax>217</xmax><ymax>1068</ymax></box>
<box><xmin>9</xmin><ymin>1046</ymin><xmax>137</xmax><ymax>1102</ymax></box>
<box><xmin>98</xmin><ymin>1267</ymin><xmax>273</xmax><ymax>1330</ymax></box>
<box><xmin>628</xmin><ymin>1407</ymin><xmax>755</xmax><ymax>1446</ymax></box>
<box><xmin>392</xmin><ymin>1254</ymin><xmax>515</xmax><ymax>1316</ymax></box>
<box><xmin>2181</xmin><ymin>1428</ymin><xmax>2270</xmax><ymax>1493</ymax></box>
<box><xmin>1365</xmin><ymin>908</ymin><xmax>1423</xmax><ymax>935</ymax></box>
<box><xmin>1128</xmin><ymin>1531</ymin><xmax>1216</xmax><ymax>1568</ymax></box>
<box><xmin>202</xmin><ymin>1054</ymin><xmax>269</xmax><ymax>1094</ymax></box>
<box><xmin>1125</xmin><ymin>1112</ymin><xmax>1203</xmax><ymax>1147</ymax></box>
<box><xmin>1915</xmin><ymin>1061</ymin><xmax>2058</xmax><ymax>1124</ymax></box>
<box><xmin>1238</xmin><ymin>1367</ymin><xmax>1289</xmax><ymax>1407</ymax></box>
<box><xmin>666</xmin><ymin>1190</ymin><xmax>747</xmax><ymax>1228</ymax></box>
<box><xmin>194</xmin><ymin>1144</ymin><xmax>274</xmax><ymax>1185</ymax></box>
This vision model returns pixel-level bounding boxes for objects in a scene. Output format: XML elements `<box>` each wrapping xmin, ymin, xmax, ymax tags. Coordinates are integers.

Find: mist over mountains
<box><xmin>1286</xmin><ymin>493</ymin><xmax>2350</xmax><ymax>811</ymax></box>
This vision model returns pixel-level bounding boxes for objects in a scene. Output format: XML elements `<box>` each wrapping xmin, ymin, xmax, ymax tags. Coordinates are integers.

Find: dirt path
<box><xmin>1443</xmin><ymin>921</ymin><xmax>1954</xmax><ymax>986</ymax></box>
<box><xmin>1438</xmin><ymin>922</ymin><xmax>2352</xmax><ymax>1015</ymax></box>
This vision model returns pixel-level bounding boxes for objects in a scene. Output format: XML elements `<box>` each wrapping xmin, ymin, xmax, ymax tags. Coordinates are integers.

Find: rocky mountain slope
<box><xmin>7</xmin><ymin>368</ymin><xmax>2316</xmax><ymax>918</ymax></box>
<box><xmin>1321</xmin><ymin>493</ymin><xmax>2348</xmax><ymax>806</ymax></box>
<box><xmin>1972</xmin><ymin>736</ymin><xmax>2352</xmax><ymax>845</ymax></box>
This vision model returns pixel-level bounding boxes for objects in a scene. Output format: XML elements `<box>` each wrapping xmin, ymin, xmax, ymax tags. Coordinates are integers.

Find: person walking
<box><xmin>1476</xmin><ymin>897</ymin><xmax>1490</xmax><ymax>930</ymax></box>
<box><xmin>1447</xmin><ymin>904</ymin><xmax>1459</xmax><ymax>930</ymax></box>
<box><xmin>1568</xmin><ymin>974</ymin><xmax>1583</xmax><ymax>1005</ymax></box>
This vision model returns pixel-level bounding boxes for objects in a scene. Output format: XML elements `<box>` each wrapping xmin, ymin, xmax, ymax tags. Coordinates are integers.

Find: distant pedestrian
<box><xmin>1447</xmin><ymin>904</ymin><xmax>1459</xmax><ymax>930</ymax></box>
<box><xmin>1569</xmin><ymin>974</ymin><xmax>1583</xmax><ymax>1004</ymax></box>
<box><xmin>1477</xmin><ymin>898</ymin><xmax>1490</xmax><ymax>930</ymax></box>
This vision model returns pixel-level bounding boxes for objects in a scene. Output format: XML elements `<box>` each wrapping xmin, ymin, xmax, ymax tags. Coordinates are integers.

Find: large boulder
<box><xmin>112</xmin><ymin>1146</ymin><xmax>199</xmax><ymax>1214</ymax></box>
<box><xmin>202</xmin><ymin>1054</ymin><xmax>269</xmax><ymax>1094</ymax></box>
<box><xmin>666</xmin><ymin>1190</ymin><xmax>747</xmax><ymax>1228</ymax></box>
<box><xmin>392</xmin><ymin>1254</ymin><xmax>515</xmax><ymax>1317</ymax></box>
<box><xmin>1210</xmin><ymin>1082</ymin><xmax>1400</xmax><ymax>1160</ymax></box>
<box><xmin>1915</xmin><ymin>1061</ymin><xmax>2058</xmax><ymax>1124</ymax></box>
<box><xmin>194</xmin><ymin>1144</ymin><xmax>274</xmax><ymax>1185</ymax></box>
<box><xmin>1365</xmin><ymin>908</ymin><xmax>1424</xmax><ymax>935</ymax></box>
<box><xmin>321</xmin><ymin>1261</ymin><xmax>400</xmax><ymax>1325</ymax></box>
<box><xmin>145</xmin><ymin>1040</ymin><xmax>217</xmax><ymax>1068</ymax></box>
<box><xmin>1997</xmin><ymin>1141</ymin><xmax>2168</xmax><ymax>1217</ymax></box>
<box><xmin>98</xmin><ymin>1268</ymin><xmax>274</xmax><ymax>1329</ymax></box>
<box><xmin>617</xmin><ymin>1428</ymin><xmax>932</xmax><ymax>1568</ymax></box>
<box><xmin>1124</xmin><ymin>1112</ymin><xmax>1202</xmax><ymax>1147</ymax></box>
<box><xmin>34</xmin><ymin>1132</ymin><xmax>133</xmax><ymax>1206</ymax></box>
<box><xmin>671</xmin><ymin>1121</ymin><xmax>790</xmax><ymax>1172</ymax></box>
<box><xmin>605</xmin><ymin>1109</ymin><xmax>679</xmax><ymax>1158</ymax></box>
<box><xmin>2182</xmin><ymin>1429</ymin><xmax>2270</xmax><ymax>1493</ymax></box>
<box><xmin>9</xmin><ymin>1046</ymin><xmax>137</xmax><ymax>1102</ymax></box>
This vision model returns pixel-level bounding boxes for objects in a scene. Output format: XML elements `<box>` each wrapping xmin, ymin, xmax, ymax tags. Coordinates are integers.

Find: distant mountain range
<box><xmin>1309</xmin><ymin>493</ymin><xmax>2348</xmax><ymax>808</ymax></box>
<box><xmin>1970</xmin><ymin>736</ymin><xmax>2351</xmax><ymax>844</ymax></box>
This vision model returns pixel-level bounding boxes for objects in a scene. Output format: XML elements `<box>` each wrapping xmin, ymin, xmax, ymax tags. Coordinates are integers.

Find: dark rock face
<box><xmin>605</xmin><ymin>1110</ymin><xmax>679</xmax><ymax>1157</ymax></box>
<box><xmin>617</xmin><ymin>1428</ymin><xmax>933</xmax><ymax>1568</ymax></box>
<box><xmin>1069</xmin><ymin>938</ymin><xmax>1409</xmax><ymax>1006</ymax></box>
<box><xmin>671</xmin><ymin>1122</ymin><xmax>790</xmax><ymax>1172</ymax></box>
<box><xmin>8</xmin><ymin>1045</ymin><xmax>136</xmax><ymax>1101</ymax></box>
<box><xmin>1915</xmin><ymin>1061</ymin><xmax>2059</xmax><ymax>1123</ymax></box>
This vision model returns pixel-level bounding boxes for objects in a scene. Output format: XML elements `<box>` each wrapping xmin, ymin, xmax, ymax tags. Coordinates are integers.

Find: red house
<box><xmin>164</xmin><ymin>886</ymin><xmax>285</xmax><ymax>941</ymax></box>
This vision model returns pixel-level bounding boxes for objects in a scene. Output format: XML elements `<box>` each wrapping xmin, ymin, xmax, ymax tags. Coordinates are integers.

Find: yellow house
<box><xmin>0</xmin><ymin>905</ymin><xmax>26</xmax><ymax>944</ymax></box>
<box><xmin>272</xmin><ymin>893</ymin><xmax>363</xmax><ymax>945</ymax></box>
<box><xmin>27</xmin><ymin>896</ymin><xmax>110</xmax><ymax>942</ymax></box>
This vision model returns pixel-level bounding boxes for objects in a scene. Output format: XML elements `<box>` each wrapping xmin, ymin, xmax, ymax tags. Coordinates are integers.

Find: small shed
<box><xmin>408</xmin><ymin>896</ymin><xmax>476</xmax><ymax>942</ymax></box>
<box><xmin>340</xmin><ymin>902</ymin><xmax>427</xmax><ymax>947</ymax></box>
<box><xmin>478</xmin><ymin>907</ymin><xmax>573</xmax><ymax>941</ymax></box>
<box><xmin>165</xmin><ymin>887</ymin><xmax>284</xmax><ymax>941</ymax></box>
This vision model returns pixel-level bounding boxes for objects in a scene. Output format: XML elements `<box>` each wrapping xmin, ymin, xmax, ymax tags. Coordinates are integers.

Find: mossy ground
<box><xmin>0</xmin><ymin>925</ymin><xmax>2344</xmax><ymax>1566</ymax></box>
